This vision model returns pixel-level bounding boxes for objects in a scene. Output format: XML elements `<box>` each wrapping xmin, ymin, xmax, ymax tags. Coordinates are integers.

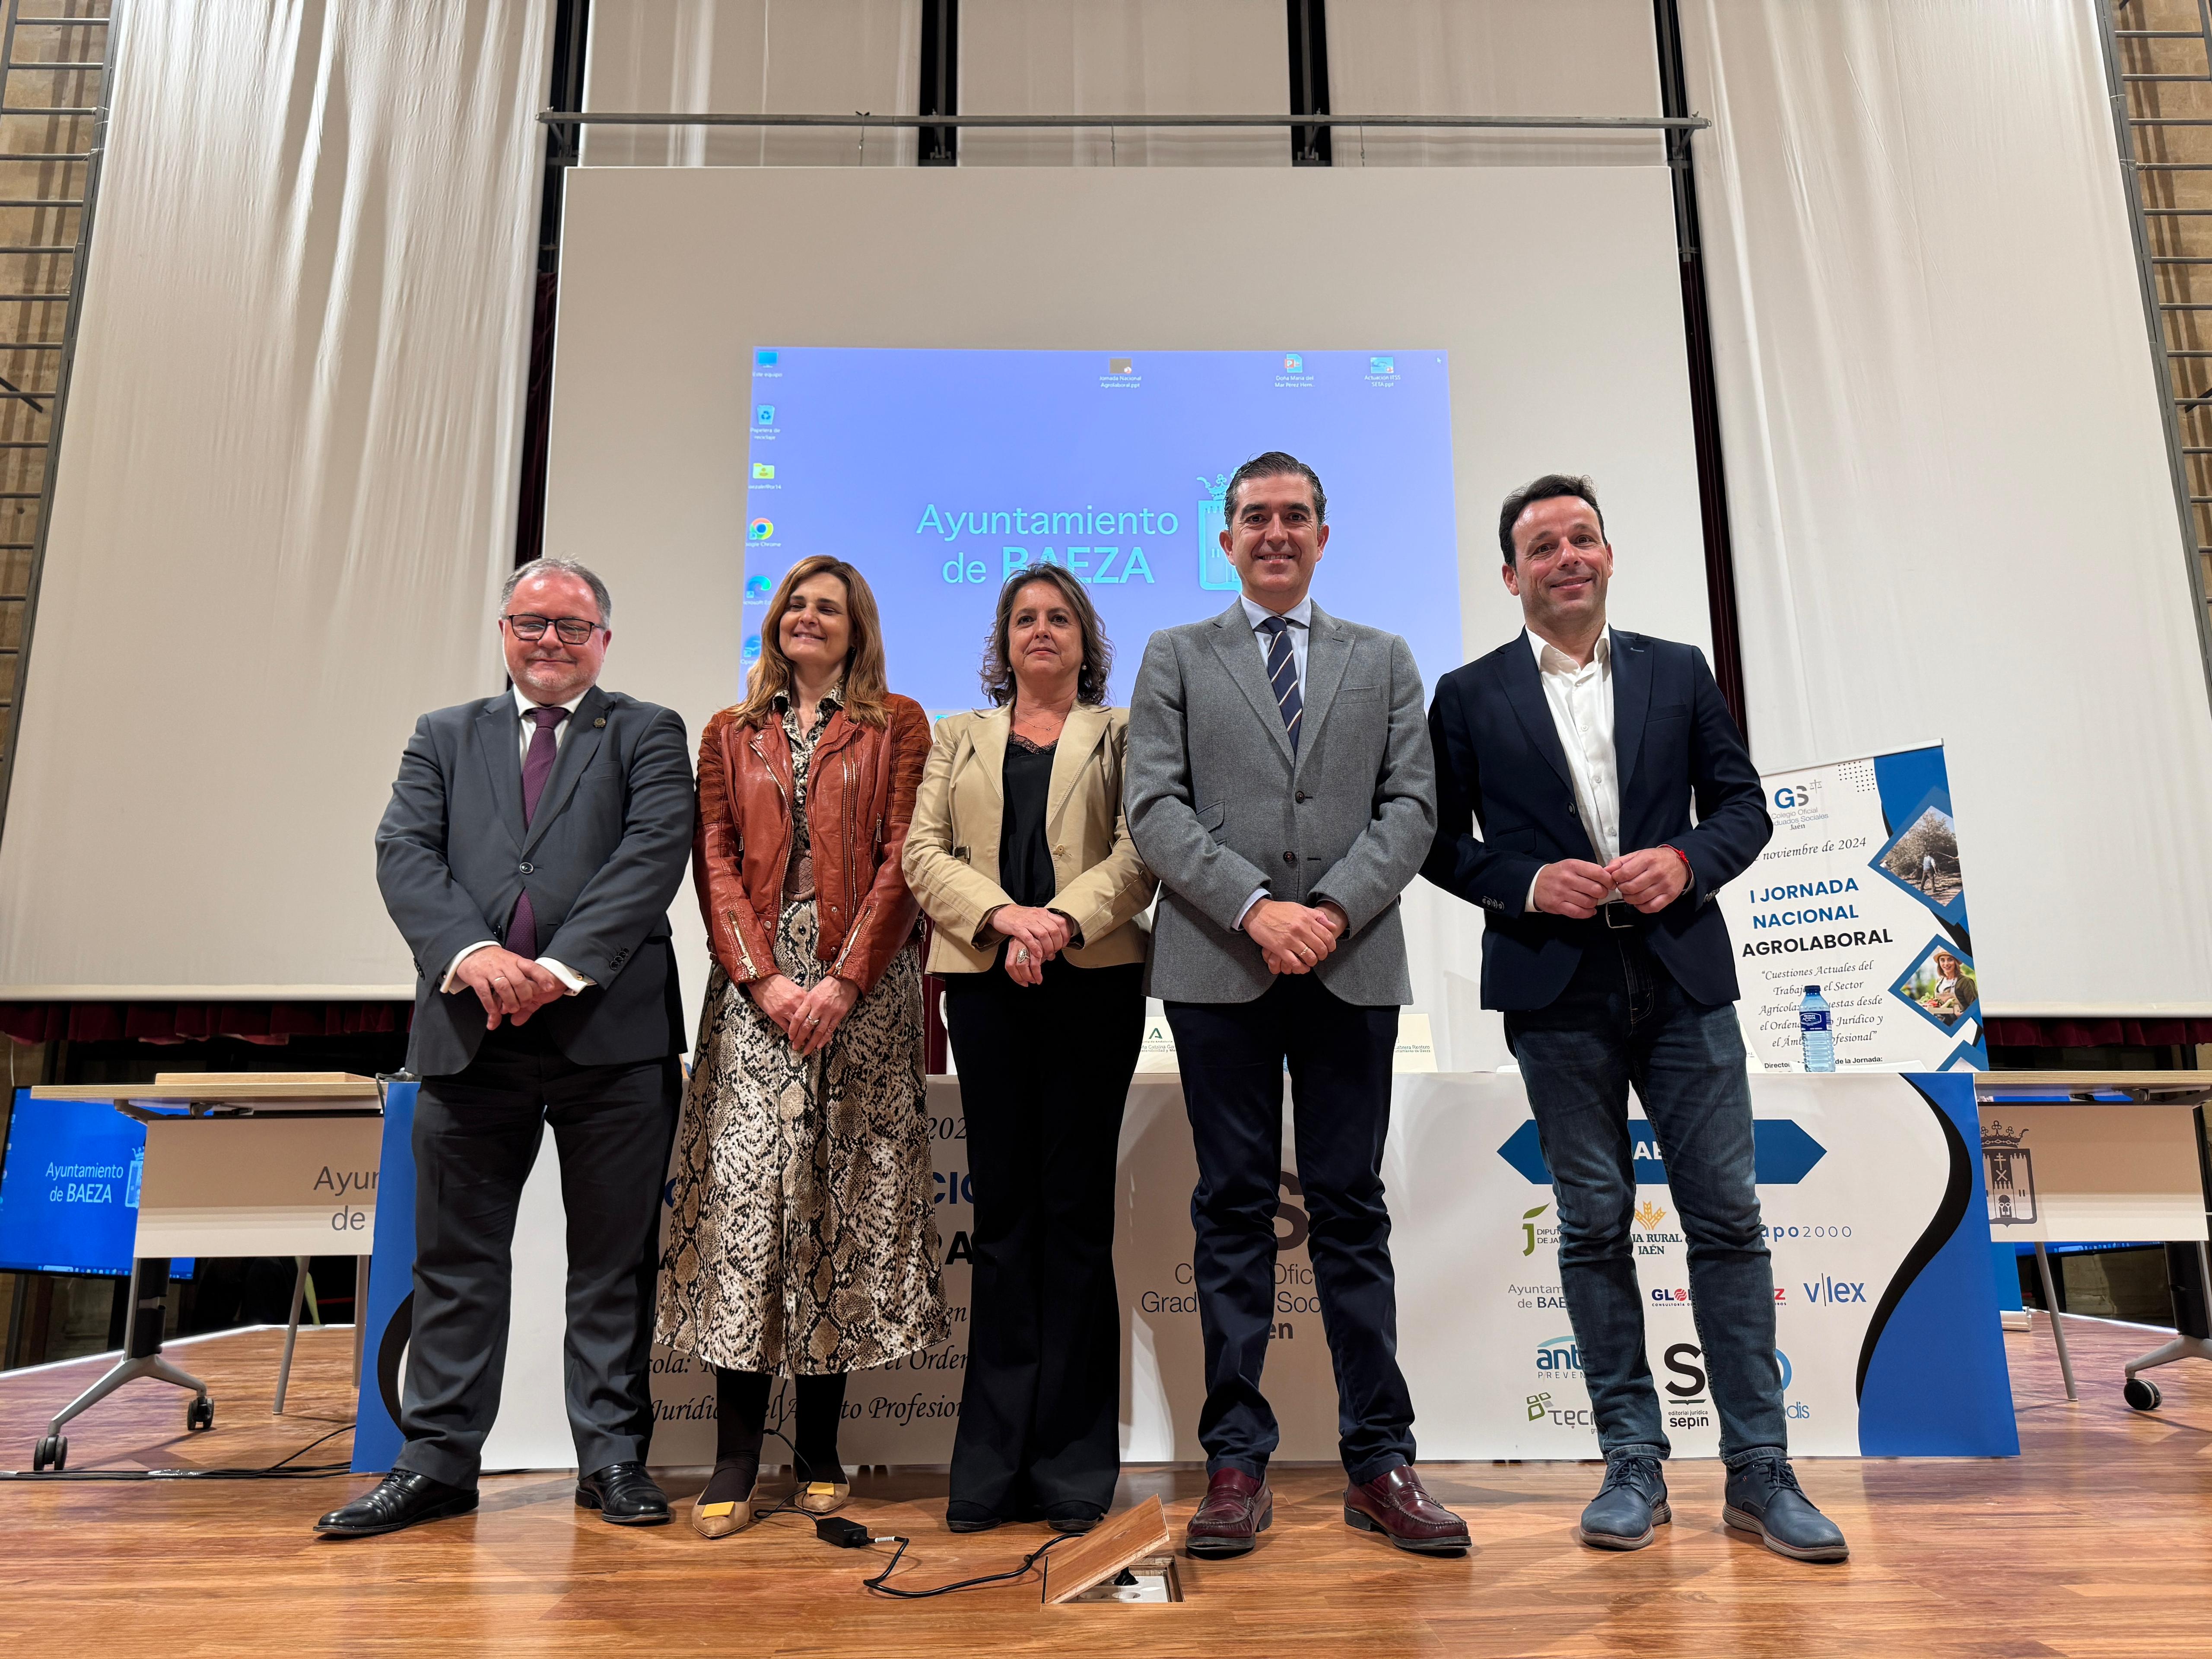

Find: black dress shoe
<box><xmin>576</xmin><ymin>1460</ymin><xmax>671</xmax><ymax>1526</ymax></box>
<box><xmin>316</xmin><ymin>1470</ymin><xmax>479</xmax><ymax>1538</ymax></box>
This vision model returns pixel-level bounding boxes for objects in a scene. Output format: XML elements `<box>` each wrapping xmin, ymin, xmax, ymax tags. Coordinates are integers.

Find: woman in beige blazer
<box><xmin>903</xmin><ymin>563</ymin><xmax>1154</xmax><ymax>1535</ymax></box>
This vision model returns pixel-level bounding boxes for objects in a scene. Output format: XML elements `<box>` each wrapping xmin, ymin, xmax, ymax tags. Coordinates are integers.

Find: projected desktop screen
<box><xmin>743</xmin><ymin>349</ymin><xmax>1462</xmax><ymax>709</ymax></box>
<box><xmin>0</xmin><ymin>1090</ymin><xmax>194</xmax><ymax>1277</ymax></box>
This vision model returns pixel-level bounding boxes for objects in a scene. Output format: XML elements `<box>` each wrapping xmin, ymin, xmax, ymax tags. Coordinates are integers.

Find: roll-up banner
<box><xmin>1718</xmin><ymin>744</ymin><xmax>1988</xmax><ymax>1071</ymax></box>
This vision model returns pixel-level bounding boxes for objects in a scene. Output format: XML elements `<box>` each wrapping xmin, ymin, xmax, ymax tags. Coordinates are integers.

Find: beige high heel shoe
<box><xmin>690</xmin><ymin>1471</ymin><xmax>768</xmax><ymax>1539</ymax></box>
<box><xmin>794</xmin><ymin>1475</ymin><xmax>852</xmax><ymax>1516</ymax></box>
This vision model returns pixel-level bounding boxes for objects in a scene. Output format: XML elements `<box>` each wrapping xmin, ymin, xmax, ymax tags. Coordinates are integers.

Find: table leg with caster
<box><xmin>32</xmin><ymin>1257</ymin><xmax>211</xmax><ymax>1471</ymax></box>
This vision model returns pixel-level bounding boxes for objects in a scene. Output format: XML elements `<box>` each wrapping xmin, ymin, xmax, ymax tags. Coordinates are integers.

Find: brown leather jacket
<box><xmin>694</xmin><ymin>694</ymin><xmax>931</xmax><ymax>994</ymax></box>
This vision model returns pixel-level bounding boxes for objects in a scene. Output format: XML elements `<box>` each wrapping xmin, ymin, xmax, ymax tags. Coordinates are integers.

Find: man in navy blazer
<box><xmin>319</xmin><ymin>558</ymin><xmax>694</xmax><ymax>1540</ymax></box>
<box><xmin>1424</xmin><ymin>475</ymin><xmax>1847</xmax><ymax>1564</ymax></box>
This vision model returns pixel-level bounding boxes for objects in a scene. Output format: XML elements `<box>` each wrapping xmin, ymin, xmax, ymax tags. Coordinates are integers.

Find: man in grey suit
<box><xmin>318</xmin><ymin>558</ymin><xmax>694</xmax><ymax>1538</ymax></box>
<box><xmin>1127</xmin><ymin>452</ymin><xmax>1467</xmax><ymax>1558</ymax></box>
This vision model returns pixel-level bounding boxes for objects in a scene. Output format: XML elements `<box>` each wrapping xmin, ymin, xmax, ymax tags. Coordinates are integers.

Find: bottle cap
<box><xmin>1804</xmin><ymin>985</ymin><xmax>1820</xmax><ymax>995</ymax></box>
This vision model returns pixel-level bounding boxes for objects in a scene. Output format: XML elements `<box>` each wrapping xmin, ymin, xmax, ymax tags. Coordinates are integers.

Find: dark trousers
<box><xmin>1504</xmin><ymin>930</ymin><xmax>1784</xmax><ymax>1465</ymax></box>
<box><xmin>942</xmin><ymin>956</ymin><xmax>1144</xmax><ymax>1517</ymax></box>
<box><xmin>1166</xmin><ymin>976</ymin><xmax>1413</xmax><ymax>1485</ymax></box>
<box><xmin>395</xmin><ymin>1019</ymin><xmax>681</xmax><ymax>1487</ymax></box>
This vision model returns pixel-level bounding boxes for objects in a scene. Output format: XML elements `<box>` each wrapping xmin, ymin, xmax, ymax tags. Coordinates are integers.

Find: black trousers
<box><xmin>942</xmin><ymin>956</ymin><xmax>1144</xmax><ymax>1517</ymax></box>
<box><xmin>395</xmin><ymin>1019</ymin><xmax>681</xmax><ymax>1487</ymax></box>
<box><xmin>1166</xmin><ymin>976</ymin><xmax>1413</xmax><ymax>1485</ymax></box>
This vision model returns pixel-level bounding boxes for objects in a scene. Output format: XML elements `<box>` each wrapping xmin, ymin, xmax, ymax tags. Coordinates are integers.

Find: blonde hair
<box><xmin>732</xmin><ymin>556</ymin><xmax>892</xmax><ymax>729</ymax></box>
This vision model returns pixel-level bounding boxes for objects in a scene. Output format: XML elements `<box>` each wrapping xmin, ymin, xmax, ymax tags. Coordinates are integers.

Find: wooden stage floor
<box><xmin>0</xmin><ymin>1317</ymin><xmax>2207</xmax><ymax>1657</ymax></box>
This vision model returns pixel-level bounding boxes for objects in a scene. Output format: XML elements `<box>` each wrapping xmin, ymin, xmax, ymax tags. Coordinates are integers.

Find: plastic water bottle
<box><xmin>1799</xmin><ymin>986</ymin><xmax>1836</xmax><ymax>1072</ymax></box>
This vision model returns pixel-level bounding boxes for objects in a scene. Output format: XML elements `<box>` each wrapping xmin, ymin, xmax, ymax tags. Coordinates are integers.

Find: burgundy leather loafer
<box><xmin>1185</xmin><ymin>1467</ymin><xmax>1273</xmax><ymax>1558</ymax></box>
<box><xmin>1344</xmin><ymin>1465</ymin><xmax>1471</xmax><ymax>1555</ymax></box>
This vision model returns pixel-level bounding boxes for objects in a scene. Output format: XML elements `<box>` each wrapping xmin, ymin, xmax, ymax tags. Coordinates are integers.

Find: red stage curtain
<box><xmin>1984</xmin><ymin>1016</ymin><xmax>2212</xmax><ymax>1051</ymax></box>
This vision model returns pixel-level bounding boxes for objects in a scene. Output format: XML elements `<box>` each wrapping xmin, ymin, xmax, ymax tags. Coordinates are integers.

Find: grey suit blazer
<box><xmin>375</xmin><ymin>683</ymin><xmax>695</xmax><ymax>1077</ymax></box>
<box><xmin>1125</xmin><ymin>600</ymin><xmax>1435</xmax><ymax>1006</ymax></box>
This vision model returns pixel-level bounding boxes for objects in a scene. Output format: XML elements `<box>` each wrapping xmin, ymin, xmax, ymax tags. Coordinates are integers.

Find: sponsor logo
<box><xmin>1801</xmin><ymin>1274</ymin><xmax>1866</xmax><ymax>1305</ymax></box>
<box><xmin>1635</xmin><ymin>1199</ymin><xmax>1667</xmax><ymax>1230</ymax></box>
<box><xmin>1520</xmin><ymin>1203</ymin><xmax>1549</xmax><ymax>1256</ymax></box>
<box><xmin>1535</xmin><ymin>1336</ymin><xmax>1583</xmax><ymax>1375</ymax></box>
<box><xmin>1651</xmin><ymin>1287</ymin><xmax>1692</xmax><ymax>1304</ymax></box>
<box><xmin>1759</xmin><ymin>1221</ymin><xmax>1854</xmax><ymax>1239</ymax></box>
<box><xmin>1524</xmin><ymin>1391</ymin><xmax>1592</xmax><ymax>1427</ymax></box>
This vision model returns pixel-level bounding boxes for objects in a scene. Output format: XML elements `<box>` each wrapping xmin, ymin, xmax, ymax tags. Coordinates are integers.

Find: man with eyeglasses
<box><xmin>321</xmin><ymin>557</ymin><xmax>694</xmax><ymax>1539</ymax></box>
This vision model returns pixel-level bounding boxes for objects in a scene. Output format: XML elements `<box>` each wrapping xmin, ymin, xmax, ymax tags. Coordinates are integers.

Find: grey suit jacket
<box><xmin>375</xmin><ymin>684</ymin><xmax>695</xmax><ymax>1077</ymax></box>
<box><xmin>1125</xmin><ymin>600</ymin><xmax>1435</xmax><ymax>1006</ymax></box>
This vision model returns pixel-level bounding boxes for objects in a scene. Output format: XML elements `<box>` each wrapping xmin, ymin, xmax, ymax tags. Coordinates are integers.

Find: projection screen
<box><xmin>540</xmin><ymin>165</ymin><xmax>1711</xmax><ymax>1068</ymax></box>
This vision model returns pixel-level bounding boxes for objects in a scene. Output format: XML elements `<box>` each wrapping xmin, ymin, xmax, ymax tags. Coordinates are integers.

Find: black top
<box><xmin>999</xmin><ymin>733</ymin><xmax>1057</xmax><ymax>909</ymax></box>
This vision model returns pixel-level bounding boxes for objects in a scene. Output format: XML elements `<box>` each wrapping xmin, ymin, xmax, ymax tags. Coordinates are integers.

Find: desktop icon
<box><xmin>1283</xmin><ymin>353</ymin><xmax>1303</xmax><ymax>374</ymax></box>
<box><xmin>748</xmin><ymin>518</ymin><xmax>774</xmax><ymax>541</ymax></box>
<box><xmin>744</xmin><ymin>575</ymin><xmax>772</xmax><ymax>601</ymax></box>
<box><xmin>1370</xmin><ymin>355</ymin><xmax>1395</xmax><ymax>375</ymax></box>
<box><xmin>1109</xmin><ymin>356</ymin><xmax>1134</xmax><ymax>375</ymax></box>
<box><xmin>756</xmin><ymin>404</ymin><xmax>775</xmax><ymax>425</ymax></box>
<box><xmin>756</xmin><ymin>349</ymin><xmax>779</xmax><ymax>367</ymax></box>
<box><xmin>743</xmin><ymin>633</ymin><xmax>762</xmax><ymax>663</ymax></box>
<box><xmin>752</xmin><ymin>462</ymin><xmax>775</xmax><ymax>480</ymax></box>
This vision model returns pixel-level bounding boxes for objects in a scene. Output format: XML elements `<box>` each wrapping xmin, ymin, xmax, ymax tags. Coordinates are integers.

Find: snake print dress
<box><xmin>656</xmin><ymin>693</ymin><xmax>948</xmax><ymax>1374</ymax></box>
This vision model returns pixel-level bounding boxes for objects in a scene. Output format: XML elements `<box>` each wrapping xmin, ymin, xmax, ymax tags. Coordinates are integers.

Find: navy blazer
<box><xmin>1421</xmin><ymin>629</ymin><xmax>1770</xmax><ymax>1011</ymax></box>
<box><xmin>375</xmin><ymin>684</ymin><xmax>695</xmax><ymax>1077</ymax></box>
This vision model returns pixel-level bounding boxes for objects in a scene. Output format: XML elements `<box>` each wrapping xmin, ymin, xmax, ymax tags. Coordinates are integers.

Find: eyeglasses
<box><xmin>503</xmin><ymin>613</ymin><xmax>601</xmax><ymax>645</ymax></box>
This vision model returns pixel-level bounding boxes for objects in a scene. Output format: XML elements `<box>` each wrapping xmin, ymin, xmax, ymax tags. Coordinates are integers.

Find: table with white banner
<box><xmin>354</xmin><ymin>1068</ymin><xmax>2014</xmax><ymax>1471</ymax></box>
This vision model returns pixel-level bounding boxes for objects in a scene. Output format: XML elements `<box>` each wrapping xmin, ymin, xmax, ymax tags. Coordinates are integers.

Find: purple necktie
<box><xmin>505</xmin><ymin>705</ymin><xmax>570</xmax><ymax>958</ymax></box>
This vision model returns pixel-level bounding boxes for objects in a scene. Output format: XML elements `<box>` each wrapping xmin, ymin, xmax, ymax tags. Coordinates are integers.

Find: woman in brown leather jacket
<box><xmin>656</xmin><ymin>554</ymin><xmax>947</xmax><ymax>1538</ymax></box>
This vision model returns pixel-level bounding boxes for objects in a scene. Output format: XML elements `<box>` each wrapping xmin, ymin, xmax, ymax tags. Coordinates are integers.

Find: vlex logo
<box><xmin>1803</xmin><ymin>1274</ymin><xmax>1867</xmax><ymax>1304</ymax></box>
<box><xmin>1497</xmin><ymin>1119</ymin><xmax>1825</xmax><ymax>1185</ymax></box>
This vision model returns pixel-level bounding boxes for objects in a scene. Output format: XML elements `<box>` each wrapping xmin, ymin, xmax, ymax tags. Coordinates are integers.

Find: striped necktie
<box><xmin>1259</xmin><ymin>615</ymin><xmax>1302</xmax><ymax>755</ymax></box>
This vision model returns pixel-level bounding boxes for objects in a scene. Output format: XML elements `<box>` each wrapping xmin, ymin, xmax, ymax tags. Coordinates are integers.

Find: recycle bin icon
<box><xmin>1197</xmin><ymin>473</ymin><xmax>1238</xmax><ymax>590</ymax></box>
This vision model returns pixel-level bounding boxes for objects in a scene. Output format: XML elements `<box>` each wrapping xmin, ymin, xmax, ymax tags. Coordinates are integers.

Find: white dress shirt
<box><xmin>1236</xmin><ymin>594</ymin><xmax>1314</xmax><ymax>929</ymax></box>
<box><xmin>1526</xmin><ymin>628</ymin><xmax>1622</xmax><ymax>912</ymax></box>
<box><xmin>440</xmin><ymin>686</ymin><xmax>594</xmax><ymax>995</ymax></box>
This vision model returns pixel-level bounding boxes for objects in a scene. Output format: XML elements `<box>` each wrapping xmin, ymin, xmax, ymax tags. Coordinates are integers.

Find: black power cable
<box><xmin>0</xmin><ymin>1421</ymin><xmax>356</xmax><ymax>1481</ymax></box>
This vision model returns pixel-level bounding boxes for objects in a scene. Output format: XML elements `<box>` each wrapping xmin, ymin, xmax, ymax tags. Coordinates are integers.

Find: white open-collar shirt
<box><xmin>1526</xmin><ymin>627</ymin><xmax>1623</xmax><ymax>909</ymax></box>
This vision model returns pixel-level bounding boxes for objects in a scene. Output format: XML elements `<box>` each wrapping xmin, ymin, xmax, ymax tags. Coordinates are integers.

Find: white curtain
<box><xmin>582</xmin><ymin>0</ymin><xmax>920</xmax><ymax>168</ymax></box>
<box><xmin>1685</xmin><ymin>0</ymin><xmax>2212</xmax><ymax>1016</ymax></box>
<box><xmin>1326</xmin><ymin>0</ymin><xmax>1665</xmax><ymax>167</ymax></box>
<box><xmin>0</xmin><ymin>1</ymin><xmax>552</xmax><ymax>996</ymax></box>
<box><xmin>957</xmin><ymin>0</ymin><xmax>1289</xmax><ymax>167</ymax></box>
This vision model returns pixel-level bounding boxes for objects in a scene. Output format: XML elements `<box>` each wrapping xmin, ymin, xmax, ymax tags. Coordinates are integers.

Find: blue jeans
<box><xmin>1505</xmin><ymin>930</ymin><xmax>1785</xmax><ymax>1466</ymax></box>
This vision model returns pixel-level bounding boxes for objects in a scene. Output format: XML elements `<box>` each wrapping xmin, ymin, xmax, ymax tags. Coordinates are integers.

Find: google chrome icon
<box><xmin>747</xmin><ymin>517</ymin><xmax>774</xmax><ymax>541</ymax></box>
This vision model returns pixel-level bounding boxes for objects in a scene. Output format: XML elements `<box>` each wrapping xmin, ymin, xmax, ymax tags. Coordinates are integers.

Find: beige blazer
<box><xmin>904</xmin><ymin>703</ymin><xmax>1155</xmax><ymax>974</ymax></box>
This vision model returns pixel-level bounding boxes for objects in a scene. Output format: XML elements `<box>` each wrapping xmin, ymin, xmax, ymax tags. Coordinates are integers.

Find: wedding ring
<box><xmin>1016</xmin><ymin>948</ymin><xmax>1031</xmax><ymax>963</ymax></box>
<box><xmin>808</xmin><ymin>1015</ymin><xmax>821</xmax><ymax>1027</ymax></box>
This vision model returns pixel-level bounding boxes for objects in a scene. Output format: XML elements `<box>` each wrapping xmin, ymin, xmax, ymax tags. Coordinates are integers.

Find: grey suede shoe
<box><xmin>1723</xmin><ymin>1459</ymin><xmax>1849</xmax><ymax>1563</ymax></box>
<box><xmin>1577</xmin><ymin>1455</ymin><xmax>1670</xmax><ymax>1551</ymax></box>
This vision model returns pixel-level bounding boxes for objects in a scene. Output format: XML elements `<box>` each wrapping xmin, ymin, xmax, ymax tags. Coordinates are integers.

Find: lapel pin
<box><xmin>593</xmin><ymin>717</ymin><xmax>606</xmax><ymax>728</ymax></box>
